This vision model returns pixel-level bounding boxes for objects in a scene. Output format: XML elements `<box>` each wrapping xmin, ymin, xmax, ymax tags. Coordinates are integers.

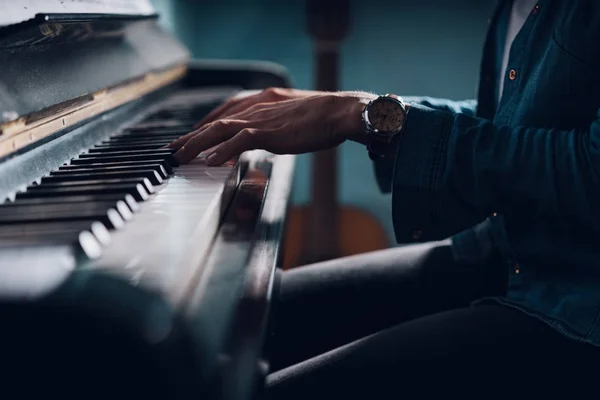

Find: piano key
<box><xmin>6</xmin><ymin>194</ymin><xmax>140</xmax><ymax>212</ymax></box>
<box><xmin>143</xmin><ymin>117</ymin><xmax>196</xmax><ymax>123</ymax></box>
<box><xmin>99</xmin><ymin>138</ymin><xmax>179</xmax><ymax>145</ymax></box>
<box><xmin>86</xmin><ymin>160</ymin><xmax>238</xmax><ymax>290</ymax></box>
<box><xmin>43</xmin><ymin>170</ymin><xmax>164</xmax><ymax>186</ymax></box>
<box><xmin>81</xmin><ymin>148</ymin><xmax>175</xmax><ymax>157</ymax></box>
<box><xmin>123</xmin><ymin>119</ymin><xmax>192</xmax><ymax>129</ymax></box>
<box><xmin>137</xmin><ymin>119</ymin><xmax>195</xmax><ymax>125</ymax></box>
<box><xmin>116</xmin><ymin>128</ymin><xmax>188</xmax><ymax>134</ymax></box>
<box><xmin>0</xmin><ymin>220</ymin><xmax>111</xmax><ymax>247</ymax></box>
<box><xmin>0</xmin><ymin>231</ymin><xmax>103</xmax><ymax>260</ymax></box>
<box><xmin>31</xmin><ymin>177</ymin><xmax>155</xmax><ymax>195</ymax></box>
<box><xmin>96</xmin><ymin>142</ymin><xmax>178</xmax><ymax>150</ymax></box>
<box><xmin>15</xmin><ymin>182</ymin><xmax>150</xmax><ymax>202</ymax></box>
<box><xmin>91</xmin><ymin>143</ymin><xmax>171</xmax><ymax>151</ymax></box>
<box><xmin>0</xmin><ymin>200</ymin><xmax>133</xmax><ymax>222</ymax></box>
<box><xmin>56</xmin><ymin>164</ymin><xmax>169</xmax><ymax>179</ymax></box>
<box><xmin>104</xmin><ymin>135</ymin><xmax>185</xmax><ymax>143</ymax></box>
<box><xmin>70</xmin><ymin>153</ymin><xmax>178</xmax><ymax>167</ymax></box>
<box><xmin>146</xmin><ymin>109</ymin><xmax>198</xmax><ymax>117</ymax></box>
<box><xmin>126</xmin><ymin>121</ymin><xmax>192</xmax><ymax>130</ymax></box>
<box><xmin>114</xmin><ymin>200</ymin><xmax>133</xmax><ymax>221</ymax></box>
<box><xmin>65</xmin><ymin>159</ymin><xmax>174</xmax><ymax>175</ymax></box>
<box><xmin>0</xmin><ymin>206</ymin><xmax>125</xmax><ymax>230</ymax></box>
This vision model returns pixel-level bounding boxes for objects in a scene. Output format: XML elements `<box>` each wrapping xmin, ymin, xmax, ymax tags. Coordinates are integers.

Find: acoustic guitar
<box><xmin>282</xmin><ymin>0</ymin><xmax>389</xmax><ymax>269</ymax></box>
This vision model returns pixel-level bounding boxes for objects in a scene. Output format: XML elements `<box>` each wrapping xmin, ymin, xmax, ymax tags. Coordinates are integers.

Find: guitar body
<box><xmin>283</xmin><ymin>206</ymin><xmax>389</xmax><ymax>269</ymax></box>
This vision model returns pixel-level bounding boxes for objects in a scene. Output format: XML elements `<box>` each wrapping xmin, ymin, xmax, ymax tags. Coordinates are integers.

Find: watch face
<box><xmin>368</xmin><ymin>98</ymin><xmax>405</xmax><ymax>133</ymax></box>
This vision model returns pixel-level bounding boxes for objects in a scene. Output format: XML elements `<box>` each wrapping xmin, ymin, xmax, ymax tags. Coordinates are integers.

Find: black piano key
<box><xmin>30</xmin><ymin>177</ymin><xmax>155</xmax><ymax>195</ymax></box>
<box><xmin>65</xmin><ymin>159</ymin><xmax>174</xmax><ymax>175</ymax></box>
<box><xmin>122</xmin><ymin>124</ymin><xmax>190</xmax><ymax>129</ymax></box>
<box><xmin>0</xmin><ymin>220</ymin><xmax>96</xmax><ymax>235</ymax></box>
<box><xmin>99</xmin><ymin>138</ymin><xmax>178</xmax><ymax>144</ymax></box>
<box><xmin>97</xmin><ymin>141</ymin><xmax>178</xmax><ymax>150</ymax></box>
<box><xmin>0</xmin><ymin>200</ymin><xmax>133</xmax><ymax>222</ymax></box>
<box><xmin>91</xmin><ymin>143</ymin><xmax>172</xmax><ymax>151</ymax></box>
<box><xmin>127</xmin><ymin>121</ymin><xmax>192</xmax><ymax>130</ymax></box>
<box><xmin>0</xmin><ymin>221</ymin><xmax>111</xmax><ymax>247</ymax></box>
<box><xmin>43</xmin><ymin>170</ymin><xmax>164</xmax><ymax>186</ymax></box>
<box><xmin>146</xmin><ymin>110</ymin><xmax>198</xmax><ymax>118</ymax></box>
<box><xmin>110</xmin><ymin>129</ymin><xmax>186</xmax><ymax>135</ymax></box>
<box><xmin>70</xmin><ymin>153</ymin><xmax>179</xmax><ymax>167</ymax></box>
<box><xmin>98</xmin><ymin>141</ymin><xmax>181</xmax><ymax>148</ymax></box>
<box><xmin>0</xmin><ymin>232</ymin><xmax>103</xmax><ymax>260</ymax></box>
<box><xmin>99</xmin><ymin>141</ymin><xmax>179</xmax><ymax>149</ymax></box>
<box><xmin>104</xmin><ymin>135</ymin><xmax>185</xmax><ymax>142</ymax></box>
<box><xmin>108</xmin><ymin>131</ymin><xmax>185</xmax><ymax>136</ymax></box>
<box><xmin>0</xmin><ymin>206</ymin><xmax>125</xmax><ymax>230</ymax></box>
<box><xmin>15</xmin><ymin>182</ymin><xmax>150</xmax><ymax>202</ymax></box>
<box><xmin>56</xmin><ymin>164</ymin><xmax>169</xmax><ymax>179</ymax></box>
<box><xmin>143</xmin><ymin>118</ymin><xmax>195</xmax><ymax>124</ymax></box>
<box><xmin>139</xmin><ymin>119</ymin><xmax>195</xmax><ymax>126</ymax></box>
<box><xmin>6</xmin><ymin>194</ymin><xmax>140</xmax><ymax>212</ymax></box>
<box><xmin>81</xmin><ymin>149</ymin><xmax>175</xmax><ymax>157</ymax></box>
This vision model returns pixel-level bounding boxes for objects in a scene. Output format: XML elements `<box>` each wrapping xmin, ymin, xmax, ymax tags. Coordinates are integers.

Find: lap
<box><xmin>267</xmin><ymin>240</ymin><xmax>506</xmax><ymax>370</ymax></box>
<box><xmin>265</xmin><ymin>304</ymin><xmax>599</xmax><ymax>399</ymax></box>
<box><xmin>264</xmin><ymin>241</ymin><xmax>600</xmax><ymax>398</ymax></box>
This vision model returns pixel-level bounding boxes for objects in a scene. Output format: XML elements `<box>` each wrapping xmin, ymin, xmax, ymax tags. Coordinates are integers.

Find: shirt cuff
<box><xmin>391</xmin><ymin>103</ymin><xmax>454</xmax><ymax>243</ymax></box>
<box><xmin>372</xmin><ymin>142</ymin><xmax>397</xmax><ymax>193</ymax></box>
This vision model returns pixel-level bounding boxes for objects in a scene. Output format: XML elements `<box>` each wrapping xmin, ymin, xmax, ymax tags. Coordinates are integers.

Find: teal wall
<box><xmin>150</xmin><ymin>0</ymin><xmax>494</xmax><ymax>243</ymax></box>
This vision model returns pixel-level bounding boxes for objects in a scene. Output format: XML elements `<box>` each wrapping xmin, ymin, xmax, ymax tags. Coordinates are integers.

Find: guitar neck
<box><xmin>302</xmin><ymin>0</ymin><xmax>350</xmax><ymax>264</ymax></box>
<box><xmin>303</xmin><ymin>45</ymin><xmax>341</xmax><ymax>263</ymax></box>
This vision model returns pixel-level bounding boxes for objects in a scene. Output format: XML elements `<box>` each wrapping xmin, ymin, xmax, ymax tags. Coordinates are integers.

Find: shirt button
<box><xmin>509</xmin><ymin>69</ymin><xmax>517</xmax><ymax>80</ymax></box>
<box><xmin>514</xmin><ymin>263</ymin><xmax>520</xmax><ymax>274</ymax></box>
<box><xmin>412</xmin><ymin>230</ymin><xmax>422</xmax><ymax>240</ymax></box>
<box><xmin>492</xmin><ymin>212</ymin><xmax>497</xmax><ymax>217</ymax></box>
<box><xmin>532</xmin><ymin>4</ymin><xmax>540</xmax><ymax>15</ymax></box>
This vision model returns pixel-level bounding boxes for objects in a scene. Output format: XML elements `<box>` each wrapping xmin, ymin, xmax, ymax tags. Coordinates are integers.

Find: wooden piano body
<box><xmin>0</xmin><ymin>10</ymin><xmax>294</xmax><ymax>400</ymax></box>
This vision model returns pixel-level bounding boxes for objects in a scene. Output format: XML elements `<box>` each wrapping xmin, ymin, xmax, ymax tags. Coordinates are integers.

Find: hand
<box><xmin>167</xmin><ymin>88</ymin><xmax>376</xmax><ymax>165</ymax></box>
<box><xmin>191</xmin><ymin>87</ymin><xmax>323</xmax><ymax>130</ymax></box>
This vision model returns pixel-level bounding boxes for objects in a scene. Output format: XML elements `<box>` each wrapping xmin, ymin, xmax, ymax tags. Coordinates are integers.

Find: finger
<box><xmin>174</xmin><ymin>119</ymin><xmax>258</xmax><ymax>165</ymax></box>
<box><xmin>193</xmin><ymin>88</ymin><xmax>281</xmax><ymax>129</ymax></box>
<box><xmin>167</xmin><ymin>103</ymin><xmax>276</xmax><ymax>150</ymax></box>
<box><xmin>164</xmin><ymin>129</ymin><xmax>199</xmax><ymax>150</ymax></box>
<box><xmin>205</xmin><ymin>128</ymin><xmax>263</xmax><ymax>166</ymax></box>
<box><xmin>192</xmin><ymin>99</ymin><xmax>241</xmax><ymax>130</ymax></box>
<box><xmin>197</xmin><ymin>102</ymin><xmax>249</xmax><ymax>128</ymax></box>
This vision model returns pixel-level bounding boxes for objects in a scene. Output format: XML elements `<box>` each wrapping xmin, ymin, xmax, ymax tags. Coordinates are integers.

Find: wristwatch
<box><xmin>362</xmin><ymin>94</ymin><xmax>408</xmax><ymax>160</ymax></box>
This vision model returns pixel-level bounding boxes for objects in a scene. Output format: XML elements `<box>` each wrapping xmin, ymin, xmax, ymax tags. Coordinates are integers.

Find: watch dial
<box><xmin>368</xmin><ymin>99</ymin><xmax>405</xmax><ymax>133</ymax></box>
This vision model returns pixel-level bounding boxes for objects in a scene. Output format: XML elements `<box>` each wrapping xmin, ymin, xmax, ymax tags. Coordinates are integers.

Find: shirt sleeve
<box><xmin>373</xmin><ymin>97</ymin><xmax>477</xmax><ymax>193</ymax></box>
<box><xmin>389</xmin><ymin>103</ymin><xmax>600</xmax><ymax>244</ymax></box>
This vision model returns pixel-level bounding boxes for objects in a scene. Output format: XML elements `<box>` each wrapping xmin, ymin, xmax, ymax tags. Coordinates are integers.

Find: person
<box><xmin>169</xmin><ymin>0</ymin><xmax>600</xmax><ymax>397</ymax></box>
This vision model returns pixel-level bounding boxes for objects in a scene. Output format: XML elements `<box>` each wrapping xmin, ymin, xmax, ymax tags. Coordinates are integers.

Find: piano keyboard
<box><xmin>0</xmin><ymin>90</ymin><xmax>241</xmax><ymax>295</ymax></box>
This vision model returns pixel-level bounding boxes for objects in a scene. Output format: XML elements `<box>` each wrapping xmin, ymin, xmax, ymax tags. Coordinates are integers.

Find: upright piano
<box><xmin>0</xmin><ymin>5</ymin><xmax>294</xmax><ymax>399</ymax></box>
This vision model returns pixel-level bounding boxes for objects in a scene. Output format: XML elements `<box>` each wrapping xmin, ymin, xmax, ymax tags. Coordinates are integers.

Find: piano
<box><xmin>0</xmin><ymin>6</ymin><xmax>294</xmax><ymax>400</ymax></box>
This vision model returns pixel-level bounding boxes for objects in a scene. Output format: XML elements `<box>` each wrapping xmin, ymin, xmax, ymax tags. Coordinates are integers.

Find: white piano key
<box><xmin>82</xmin><ymin>156</ymin><xmax>241</xmax><ymax>303</ymax></box>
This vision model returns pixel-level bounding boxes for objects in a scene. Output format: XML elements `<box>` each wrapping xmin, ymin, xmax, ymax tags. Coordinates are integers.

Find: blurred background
<box><xmin>150</xmin><ymin>0</ymin><xmax>495</xmax><ymax>253</ymax></box>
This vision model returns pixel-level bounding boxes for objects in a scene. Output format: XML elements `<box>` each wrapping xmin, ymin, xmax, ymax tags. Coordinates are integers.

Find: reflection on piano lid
<box><xmin>0</xmin><ymin>9</ymin><xmax>294</xmax><ymax>400</ymax></box>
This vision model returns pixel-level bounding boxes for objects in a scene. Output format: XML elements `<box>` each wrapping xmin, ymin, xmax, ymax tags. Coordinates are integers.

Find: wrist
<box><xmin>336</xmin><ymin>93</ymin><xmax>373</xmax><ymax>144</ymax></box>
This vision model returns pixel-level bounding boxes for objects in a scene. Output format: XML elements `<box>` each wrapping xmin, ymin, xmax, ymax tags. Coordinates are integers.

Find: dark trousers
<box><xmin>262</xmin><ymin>241</ymin><xmax>600</xmax><ymax>399</ymax></box>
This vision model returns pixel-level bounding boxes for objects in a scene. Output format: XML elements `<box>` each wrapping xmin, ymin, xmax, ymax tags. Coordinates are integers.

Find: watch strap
<box><xmin>367</xmin><ymin>137</ymin><xmax>389</xmax><ymax>161</ymax></box>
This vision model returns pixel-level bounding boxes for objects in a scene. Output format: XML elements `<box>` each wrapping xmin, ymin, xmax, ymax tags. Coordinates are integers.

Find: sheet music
<box><xmin>0</xmin><ymin>0</ymin><xmax>155</xmax><ymax>27</ymax></box>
